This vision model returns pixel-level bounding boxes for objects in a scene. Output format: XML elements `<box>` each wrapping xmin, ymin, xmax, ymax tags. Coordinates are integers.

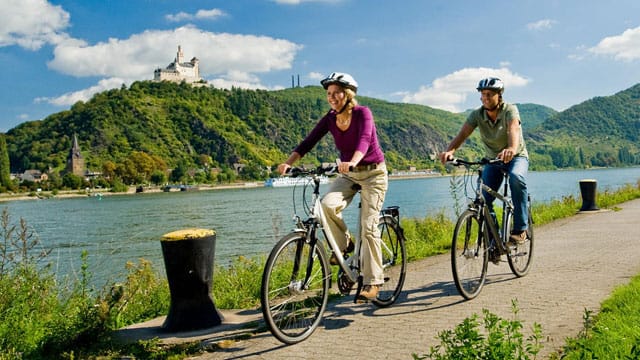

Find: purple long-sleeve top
<box><xmin>294</xmin><ymin>105</ymin><xmax>385</xmax><ymax>165</ymax></box>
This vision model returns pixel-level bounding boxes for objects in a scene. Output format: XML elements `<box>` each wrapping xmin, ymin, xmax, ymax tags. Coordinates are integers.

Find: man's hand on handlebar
<box><xmin>497</xmin><ymin>148</ymin><xmax>516</xmax><ymax>163</ymax></box>
<box><xmin>439</xmin><ymin>151</ymin><xmax>455</xmax><ymax>164</ymax></box>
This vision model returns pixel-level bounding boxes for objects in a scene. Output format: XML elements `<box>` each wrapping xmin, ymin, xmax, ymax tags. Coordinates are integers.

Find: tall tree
<box><xmin>0</xmin><ymin>134</ymin><xmax>11</xmax><ymax>190</ymax></box>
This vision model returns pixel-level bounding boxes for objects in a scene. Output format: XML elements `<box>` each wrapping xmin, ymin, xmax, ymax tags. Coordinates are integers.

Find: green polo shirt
<box><xmin>466</xmin><ymin>102</ymin><xmax>528</xmax><ymax>159</ymax></box>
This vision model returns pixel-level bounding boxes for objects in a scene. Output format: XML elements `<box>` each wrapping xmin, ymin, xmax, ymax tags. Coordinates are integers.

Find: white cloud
<box><xmin>527</xmin><ymin>19</ymin><xmax>556</xmax><ymax>31</ymax></box>
<box><xmin>589</xmin><ymin>26</ymin><xmax>640</xmax><ymax>61</ymax></box>
<box><xmin>308</xmin><ymin>72</ymin><xmax>324</xmax><ymax>80</ymax></box>
<box><xmin>35</xmin><ymin>78</ymin><xmax>126</xmax><ymax>106</ymax></box>
<box><xmin>165</xmin><ymin>8</ymin><xmax>227</xmax><ymax>22</ymax></box>
<box><xmin>48</xmin><ymin>26</ymin><xmax>302</xmax><ymax>78</ymax></box>
<box><xmin>40</xmin><ymin>25</ymin><xmax>302</xmax><ymax>105</ymax></box>
<box><xmin>401</xmin><ymin>67</ymin><xmax>530</xmax><ymax>112</ymax></box>
<box><xmin>0</xmin><ymin>0</ymin><xmax>70</xmax><ymax>50</ymax></box>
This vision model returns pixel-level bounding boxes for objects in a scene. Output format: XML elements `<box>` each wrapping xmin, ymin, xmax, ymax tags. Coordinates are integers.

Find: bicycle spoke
<box><xmin>373</xmin><ymin>216</ymin><xmax>406</xmax><ymax>307</ymax></box>
<box><xmin>507</xmin><ymin>207</ymin><xmax>534</xmax><ymax>277</ymax></box>
<box><xmin>261</xmin><ymin>234</ymin><xmax>330</xmax><ymax>344</ymax></box>
<box><xmin>451</xmin><ymin>210</ymin><xmax>488</xmax><ymax>300</ymax></box>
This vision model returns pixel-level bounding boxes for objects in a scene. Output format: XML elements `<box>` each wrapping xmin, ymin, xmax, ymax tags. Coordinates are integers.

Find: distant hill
<box><xmin>516</xmin><ymin>103</ymin><xmax>557</xmax><ymax>130</ymax></box>
<box><xmin>4</xmin><ymin>81</ymin><xmax>639</xmax><ymax>183</ymax></box>
<box><xmin>462</xmin><ymin>103</ymin><xmax>558</xmax><ymax>131</ymax></box>
<box><xmin>527</xmin><ymin>84</ymin><xmax>640</xmax><ymax>168</ymax></box>
<box><xmin>461</xmin><ymin>103</ymin><xmax>557</xmax><ymax>130</ymax></box>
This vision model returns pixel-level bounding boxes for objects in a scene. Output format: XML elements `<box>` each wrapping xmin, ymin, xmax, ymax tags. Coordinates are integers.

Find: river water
<box><xmin>3</xmin><ymin>167</ymin><xmax>639</xmax><ymax>286</ymax></box>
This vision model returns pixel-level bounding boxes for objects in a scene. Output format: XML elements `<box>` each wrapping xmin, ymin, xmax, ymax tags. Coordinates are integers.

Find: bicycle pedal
<box><xmin>337</xmin><ymin>272</ymin><xmax>354</xmax><ymax>295</ymax></box>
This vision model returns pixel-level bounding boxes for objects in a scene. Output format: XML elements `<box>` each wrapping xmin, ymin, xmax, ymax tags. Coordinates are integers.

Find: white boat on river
<box><xmin>264</xmin><ymin>176</ymin><xmax>329</xmax><ymax>187</ymax></box>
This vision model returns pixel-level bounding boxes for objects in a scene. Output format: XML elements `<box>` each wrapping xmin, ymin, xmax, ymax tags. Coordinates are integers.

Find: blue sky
<box><xmin>1</xmin><ymin>0</ymin><xmax>639</xmax><ymax>132</ymax></box>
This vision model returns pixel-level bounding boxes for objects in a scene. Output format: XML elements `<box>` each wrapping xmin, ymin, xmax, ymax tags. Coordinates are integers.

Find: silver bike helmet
<box><xmin>320</xmin><ymin>72</ymin><xmax>358</xmax><ymax>93</ymax></box>
<box><xmin>476</xmin><ymin>77</ymin><xmax>504</xmax><ymax>94</ymax></box>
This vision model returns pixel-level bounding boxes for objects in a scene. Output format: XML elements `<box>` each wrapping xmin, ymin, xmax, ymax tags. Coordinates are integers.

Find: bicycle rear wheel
<box><xmin>507</xmin><ymin>201</ymin><xmax>534</xmax><ymax>277</ymax></box>
<box><xmin>451</xmin><ymin>209</ymin><xmax>488</xmax><ymax>300</ymax></box>
<box><xmin>260</xmin><ymin>232</ymin><xmax>330</xmax><ymax>344</ymax></box>
<box><xmin>373</xmin><ymin>215</ymin><xmax>407</xmax><ymax>307</ymax></box>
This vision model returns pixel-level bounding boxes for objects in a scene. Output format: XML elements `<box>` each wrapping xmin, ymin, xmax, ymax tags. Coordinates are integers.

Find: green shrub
<box><xmin>414</xmin><ymin>301</ymin><xmax>543</xmax><ymax>360</ymax></box>
<box><xmin>95</xmin><ymin>258</ymin><xmax>170</xmax><ymax>330</ymax></box>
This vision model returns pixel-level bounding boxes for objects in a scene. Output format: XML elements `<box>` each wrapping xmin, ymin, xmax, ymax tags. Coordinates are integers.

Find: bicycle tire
<box><xmin>372</xmin><ymin>215</ymin><xmax>407</xmax><ymax>307</ymax></box>
<box><xmin>260</xmin><ymin>232</ymin><xmax>330</xmax><ymax>344</ymax></box>
<box><xmin>507</xmin><ymin>203</ymin><xmax>534</xmax><ymax>277</ymax></box>
<box><xmin>451</xmin><ymin>209</ymin><xmax>489</xmax><ymax>300</ymax></box>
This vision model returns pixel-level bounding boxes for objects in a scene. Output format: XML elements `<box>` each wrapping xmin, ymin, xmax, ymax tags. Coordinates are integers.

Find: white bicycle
<box><xmin>260</xmin><ymin>164</ymin><xmax>407</xmax><ymax>344</ymax></box>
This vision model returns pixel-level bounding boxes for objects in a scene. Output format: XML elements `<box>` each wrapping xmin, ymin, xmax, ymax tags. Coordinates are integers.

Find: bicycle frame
<box><xmin>261</xmin><ymin>165</ymin><xmax>406</xmax><ymax>343</ymax></box>
<box><xmin>472</xmin><ymin>167</ymin><xmax>514</xmax><ymax>254</ymax></box>
<box><xmin>449</xmin><ymin>157</ymin><xmax>534</xmax><ymax>300</ymax></box>
<box><xmin>295</xmin><ymin>173</ymin><xmax>362</xmax><ymax>285</ymax></box>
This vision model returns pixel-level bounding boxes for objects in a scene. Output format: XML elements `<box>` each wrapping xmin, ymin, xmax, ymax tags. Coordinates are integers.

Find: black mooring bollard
<box><xmin>579</xmin><ymin>179</ymin><xmax>599</xmax><ymax>211</ymax></box>
<box><xmin>160</xmin><ymin>228</ymin><xmax>223</xmax><ymax>332</ymax></box>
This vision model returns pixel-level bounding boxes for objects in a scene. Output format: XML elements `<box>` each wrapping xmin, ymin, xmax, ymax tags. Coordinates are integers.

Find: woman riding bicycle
<box><xmin>439</xmin><ymin>77</ymin><xmax>530</xmax><ymax>245</ymax></box>
<box><xmin>277</xmin><ymin>72</ymin><xmax>388</xmax><ymax>301</ymax></box>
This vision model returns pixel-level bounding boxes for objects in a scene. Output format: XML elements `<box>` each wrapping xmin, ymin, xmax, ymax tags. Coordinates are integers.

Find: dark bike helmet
<box><xmin>320</xmin><ymin>72</ymin><xmax>358</xmax><ymax>93</ymax></box>
<box><xmin>476</xmin><ymin>77</ymin><xmax>504</xmax><ymax>94</ymax></box>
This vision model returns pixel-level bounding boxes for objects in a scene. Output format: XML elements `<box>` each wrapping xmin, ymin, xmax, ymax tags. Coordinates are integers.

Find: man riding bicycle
<box><xmin>439</xmin><ymin>77</ymin><xmax>530</xmax><ymax>245</ymax></box>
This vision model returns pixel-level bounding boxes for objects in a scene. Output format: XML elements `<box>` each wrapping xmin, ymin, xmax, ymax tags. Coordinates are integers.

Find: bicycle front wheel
<box><xmin>451</xmin><ymin>209</ymin><xmax>488</xmax><ymax>300</ymax></box>
<box><xmin>260</xmin><ymin>232</ymin><xmax>330</xmax><ymax>344</ymax></box>
<box><xmin>507</xmin><ymin>202</ymin><xmax>534</xmax><ymax>277</ymax></box>
<box><xmin>373</xmin><ymin>215</ymin><xmax>407</xmax><ymax>307</ymax></box>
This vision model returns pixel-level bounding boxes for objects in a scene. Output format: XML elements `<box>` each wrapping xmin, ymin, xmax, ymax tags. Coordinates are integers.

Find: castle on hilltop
<box><xmin>154</xmin><ymin>46</ymin><xmax>202</xmax><ymax>84</ymax></box>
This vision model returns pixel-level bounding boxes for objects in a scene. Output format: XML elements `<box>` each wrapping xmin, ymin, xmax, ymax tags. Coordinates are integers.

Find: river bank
<box><xmin>0</xmin><ymin>182</ymin><xmax>263</xmax><ymax>203</ymax></box>
<box><xmin>0</xmin><ymin>171</ymin><xmax>443</xmax><ymax>204</ymax></box>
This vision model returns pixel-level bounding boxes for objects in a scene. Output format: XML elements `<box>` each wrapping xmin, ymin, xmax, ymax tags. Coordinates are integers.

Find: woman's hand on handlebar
<box><xmin>337</xmin><ymin>161</ymin><xmax>355</xmax><ymax>174</ymax></box>
<box><xmin>277</xmin><ymin>163</ymin><xmax>291</xmax><ymax>175</ymax></box>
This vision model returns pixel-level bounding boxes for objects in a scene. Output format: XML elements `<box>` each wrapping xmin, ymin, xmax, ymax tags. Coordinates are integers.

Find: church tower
<box><xmin>66</xmin><ymin>134</ymin><xmax>85</xmax><ymax>177</ymax></box>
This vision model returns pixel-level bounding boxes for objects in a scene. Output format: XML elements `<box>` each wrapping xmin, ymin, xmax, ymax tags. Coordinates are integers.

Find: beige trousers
<box><xmin>320</xmin><ymin>163</ymin><xmax>388</xmax><ymax>285</ymax></box>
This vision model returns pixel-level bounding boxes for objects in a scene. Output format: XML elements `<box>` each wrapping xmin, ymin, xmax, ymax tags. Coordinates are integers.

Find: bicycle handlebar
<box><xmin>286</xmin><ymin>164</ymin><xmax>339</xmax><ymax>177</ymax></box>
<box><xmin>447</xmin><ymin>158</ymin><xmax>504</xmax><ymax>167</ymax></box>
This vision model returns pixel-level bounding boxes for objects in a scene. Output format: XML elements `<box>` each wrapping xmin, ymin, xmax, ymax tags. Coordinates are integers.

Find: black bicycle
<box><xmin>260</xmin><ymin>164</ymin><xmax>407</xmax><ymax>344</ymax></box>
<box><xmin>448</xmin><ymin>158</ymin><xmax>534</xmax><ymax>300</ymax></box>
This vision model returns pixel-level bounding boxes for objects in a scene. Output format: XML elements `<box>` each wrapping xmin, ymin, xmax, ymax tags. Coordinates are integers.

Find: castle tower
<box><xmin>66</xmin><ymin>134</ymin><xmax>85</xmax><ymax>177</ymax></box>
<box><xmin>176</xmin><ymin>45</ymin><xmax>184</xmax><ymax>64</ymax></box>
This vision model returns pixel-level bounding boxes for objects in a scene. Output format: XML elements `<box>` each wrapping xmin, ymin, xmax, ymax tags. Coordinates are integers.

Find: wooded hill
<box><xmin>5</xmin><ymin>81</ymin><xmax>640</xmax><ymax>183</ymax></box>
<box><xmin>526</xmin><ymin>84</ymin><xmax>640</xmax><ymax>168</ymax></box>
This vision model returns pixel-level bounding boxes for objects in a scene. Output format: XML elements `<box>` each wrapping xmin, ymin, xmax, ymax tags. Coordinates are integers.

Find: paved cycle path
<box><xmin>119</xmin><ymin>198</ymin><xmax>640</xmax><ymax>359</ymax></box>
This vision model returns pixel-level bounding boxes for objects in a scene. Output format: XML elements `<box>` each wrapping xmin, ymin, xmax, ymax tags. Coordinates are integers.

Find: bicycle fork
<box><xmin>287</xmin><ymin>224</ymin><xmax>325</xmax><ymax>293</ymax></box>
